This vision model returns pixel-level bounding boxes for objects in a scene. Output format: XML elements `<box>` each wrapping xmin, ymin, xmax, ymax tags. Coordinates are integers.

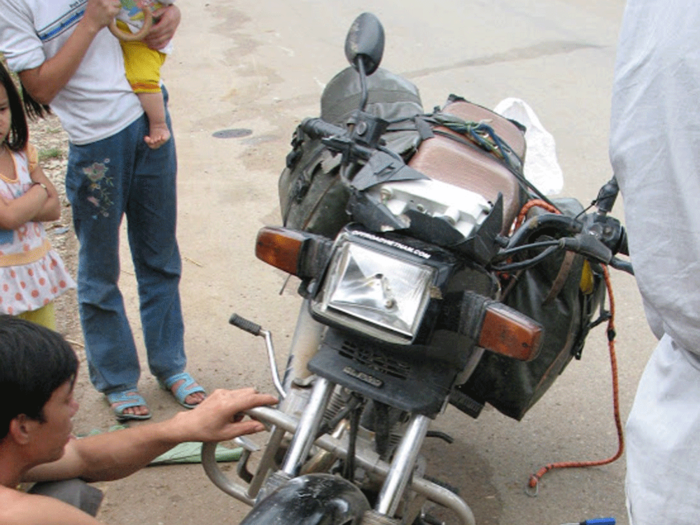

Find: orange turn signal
<box><xmin>478</xmin><ymin>303</ymin><xmax>543</xmax><ymax>361</ymax></box>
<box><xmin>255</xmin><ymin>227</ymin><xmax>306</xmax><ymax>275</ymax></box>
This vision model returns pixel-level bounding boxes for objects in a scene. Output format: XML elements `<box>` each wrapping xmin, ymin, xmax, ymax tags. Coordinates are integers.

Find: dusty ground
<box><xmin>30</xmin><ymin>116</ymin><xmax>81</xmax><ymax>347</ymax></box>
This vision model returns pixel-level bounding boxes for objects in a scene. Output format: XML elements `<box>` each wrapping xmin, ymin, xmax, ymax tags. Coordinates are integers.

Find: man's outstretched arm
<box><xmin>24</xmin><ymin>388</ymin><xmax>277</xmax><ymax>483</ymax></box>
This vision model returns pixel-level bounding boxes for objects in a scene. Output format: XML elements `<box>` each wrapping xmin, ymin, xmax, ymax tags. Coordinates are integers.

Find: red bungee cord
<box><xmin>512</xmin><ymin>200</ymin><xmax>625</xmax><ymax>493</ymax></box>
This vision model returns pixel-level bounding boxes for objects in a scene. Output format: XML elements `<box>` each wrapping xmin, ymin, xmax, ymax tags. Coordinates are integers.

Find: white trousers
<box><xmin>626</xmin><ymin>334</ymin><xmax>700</xmax><ymax>524</ymax></box>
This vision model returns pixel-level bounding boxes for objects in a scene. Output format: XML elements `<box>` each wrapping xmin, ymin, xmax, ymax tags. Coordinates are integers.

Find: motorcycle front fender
<box><xmin>240</xmin><ymin>474</ymin><xmax>370</xmax><ymax>525</ymax></box>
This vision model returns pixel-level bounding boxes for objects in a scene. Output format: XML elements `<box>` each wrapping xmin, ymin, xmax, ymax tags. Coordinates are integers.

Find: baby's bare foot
<box><xmin>144</xmin><ymin>123</ymin><xmax>171</xmax><ymax>149</ymax></box>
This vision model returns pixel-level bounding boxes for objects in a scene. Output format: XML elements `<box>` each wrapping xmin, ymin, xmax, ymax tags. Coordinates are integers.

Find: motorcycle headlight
<box><xmin>311</xmin><ymin>237</ymin><xmax>436</xmax><ymax>344</ymax></box>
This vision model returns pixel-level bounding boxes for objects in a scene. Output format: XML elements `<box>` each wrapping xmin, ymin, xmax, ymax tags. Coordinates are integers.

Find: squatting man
<box><xmin>0</xmin><ymin>315</ymin><xmax>278</xmax><ymax>524</ymax></box>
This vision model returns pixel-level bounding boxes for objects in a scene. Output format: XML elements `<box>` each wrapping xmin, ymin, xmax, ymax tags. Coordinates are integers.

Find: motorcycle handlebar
<box><xmin>562</xmin><ymin>235</ymin><xmax>613</xmax><ymax>265</ymax></box>
<box><xmin>617</xmin><ymin>227</ymin><xmax>629</xmax><ymax>257</ymax></box>
<box><xmin>562</xmin><ymin>234</ymin><xmax>634</xmax><ymax>275</ymax></box>
<box><xmin>300</xmin><ymin>118</ymin><xmax>346</xmax><ymax>140</ymax></box>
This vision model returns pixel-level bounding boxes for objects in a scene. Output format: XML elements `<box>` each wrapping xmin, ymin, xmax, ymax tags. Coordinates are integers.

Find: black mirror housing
<box><xmin>344</xmin><ymin>12</ymin><xmax>385</xmax><ymax>75</ymax></box>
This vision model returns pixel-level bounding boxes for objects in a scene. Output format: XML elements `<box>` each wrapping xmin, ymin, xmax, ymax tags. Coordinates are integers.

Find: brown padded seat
<box><xmin>408</xmin><ymin>100</ymin><xmax>526</xmax><ymax>233</ymax></box>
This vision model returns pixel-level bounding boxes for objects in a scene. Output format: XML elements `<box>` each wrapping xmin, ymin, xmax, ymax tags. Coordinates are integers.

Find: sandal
<box><xmin>158</xmin><ymin>372</ymin><xmax>206</xmax><ymax>409</ymax></box>
<box><xmin>106</xmin><ymin>390</ymin><xmax>152</xmax><ymax>421</ymax></box>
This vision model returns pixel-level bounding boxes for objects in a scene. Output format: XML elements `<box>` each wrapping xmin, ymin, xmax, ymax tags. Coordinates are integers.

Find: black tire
<box><xmin>240</xmin><ymin>474</ymin><xmax>370</xmax><ymax>525</ymax></box>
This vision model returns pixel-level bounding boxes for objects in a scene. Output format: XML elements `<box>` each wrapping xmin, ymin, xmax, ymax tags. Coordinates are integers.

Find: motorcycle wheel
<box><xmin>240</xmin><ymin>473</ymin><xmax>370</xmax><ymax>525</ymax></box>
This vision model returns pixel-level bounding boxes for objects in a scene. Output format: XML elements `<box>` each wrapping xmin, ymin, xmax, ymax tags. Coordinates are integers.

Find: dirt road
<box><xmin>54</xmin><ymin>1</ymin><xmax>655</xmax><ymax>524</ymax></box>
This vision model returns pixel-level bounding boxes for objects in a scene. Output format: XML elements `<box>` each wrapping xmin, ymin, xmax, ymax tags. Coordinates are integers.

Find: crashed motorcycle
<box><xmin>201</xmin><ymin>13</ymin><xmax>632</xmax><ymax>525</ymax></box>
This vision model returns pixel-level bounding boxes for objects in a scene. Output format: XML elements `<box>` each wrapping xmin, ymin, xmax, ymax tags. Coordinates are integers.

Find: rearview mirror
<box><xmin>344</xmin><ymin>12</ymin><xmax>385</xmax><ymax>75</ymax></box>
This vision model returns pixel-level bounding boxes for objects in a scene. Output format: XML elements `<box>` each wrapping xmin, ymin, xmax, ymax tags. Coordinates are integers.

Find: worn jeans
<box><xmin>65</xmin><ymin>87</ymin><xmax>186</xmax><ymax>394</ymax></box>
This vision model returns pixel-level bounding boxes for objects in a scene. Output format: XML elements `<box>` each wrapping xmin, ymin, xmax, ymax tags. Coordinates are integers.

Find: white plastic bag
<box><xmin>494</xmin><ymin>98</ymin><xmax>563</xmax><ymax>196</ymax></box>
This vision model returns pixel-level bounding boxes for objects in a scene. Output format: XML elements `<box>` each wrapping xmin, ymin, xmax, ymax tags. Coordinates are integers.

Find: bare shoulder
<box><xmin>0</xmin><ymin>486</ymin><xmax>102</xmax><ymax>525</ymax></box>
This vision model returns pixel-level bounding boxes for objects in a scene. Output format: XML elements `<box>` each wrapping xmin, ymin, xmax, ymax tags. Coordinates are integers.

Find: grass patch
<box><xmin>39</xmin><ymin>147</ymin><xmax>64</xmax><ymax>161</ymax></box>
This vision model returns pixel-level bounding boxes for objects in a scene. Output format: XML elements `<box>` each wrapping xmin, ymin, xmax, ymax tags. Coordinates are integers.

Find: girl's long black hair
<box><xmin>21</xmin><ymin>83</ymin><xmax>51</xmax><ymax>122</ymax></box>
<box><xmin>0</xmin><ymin>61</ymin><xmax>28</xmax><ymax>152</ymax></box>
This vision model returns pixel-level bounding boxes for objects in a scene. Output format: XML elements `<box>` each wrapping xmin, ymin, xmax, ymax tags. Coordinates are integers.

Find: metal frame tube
<box><xmin>246</xmin><ymin>425</ymin><xmax>286</xmax><ymax>498</ymax></box>
<box><xmin>282</xmin><ymin>301</ymin><xmax>325</xmax><ymax>390</ymax></box>
<box><xmin>374</xmin><ymin>414</ymin><xmax>431</xmax><ymax>516</ymax></box>
<box><xmin>281</xmin><ymin>377</ymin><xmax>333</xmax><ymax>476</ymax></box>
<box><xmin>260</xmin><ymin>328</ymin><xmax>286</xmax><ymax>399</ymax></box>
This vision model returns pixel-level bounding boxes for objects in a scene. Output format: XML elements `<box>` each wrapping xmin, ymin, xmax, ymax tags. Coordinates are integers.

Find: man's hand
<box><xmin>144</xmin><ymin>4</ymin><xmax>181</xmax><ymax>50</ymax></box>
<box><xmin>82</xmin><ymin>0</ymin><xmax>122</xmax><ymax>34</ymax></box>
<box><xmin>172</xmin><ymin>388</ymin><xmax>278</xmax><ymax>444</ymax></box>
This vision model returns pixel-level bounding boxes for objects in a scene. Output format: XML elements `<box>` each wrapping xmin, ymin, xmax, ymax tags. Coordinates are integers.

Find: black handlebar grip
<box><xmin>562</xmin><ymin>235</ymin><xmax>613</xmax><ymax>265</ymax></box>
<box><xmin>229</xmin><ymin>314</ymin><xmax>262</xmax><ymax>336</ymax></box>
<box><xmin>300</xmin><ymin>118</ymin><xmax>345</xmax><ymax>140</ymax></box>
<box><xmin>617</xmin><ymin>227</ymin><xmax>629</xmax><ymax>256</ymax></box>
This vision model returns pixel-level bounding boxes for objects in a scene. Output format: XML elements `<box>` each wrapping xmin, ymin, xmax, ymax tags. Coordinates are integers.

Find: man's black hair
<box><xmin>0</xmin><ymin>316</ymin><xmax>78</xmax><ymax>440</ymax></box>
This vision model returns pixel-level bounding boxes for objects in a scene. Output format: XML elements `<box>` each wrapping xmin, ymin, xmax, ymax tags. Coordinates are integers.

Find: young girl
<box><xmin>0</xmin><ymin>62</ymin><xmax>75</xmax><ymax>330</ymax></box>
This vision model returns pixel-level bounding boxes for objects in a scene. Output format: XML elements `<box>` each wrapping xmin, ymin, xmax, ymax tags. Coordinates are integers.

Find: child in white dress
<box><xmin>0</xmin><ymin>62</ymin><xmax>75</xmax><ymax>329</ymax></box>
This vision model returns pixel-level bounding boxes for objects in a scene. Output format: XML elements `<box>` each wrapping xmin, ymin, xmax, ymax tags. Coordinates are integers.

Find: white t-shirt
<box><xmin>0</xmin><ymin>0</ymin><xmax>143</xmax><ymax>145</ymax></box>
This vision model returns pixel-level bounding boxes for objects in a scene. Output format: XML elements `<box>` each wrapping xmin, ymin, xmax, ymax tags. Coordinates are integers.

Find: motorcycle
<box><xmin>201</xmin><ymin>13</ymin><xmax>632</xmax><ymax>525</ymax></box>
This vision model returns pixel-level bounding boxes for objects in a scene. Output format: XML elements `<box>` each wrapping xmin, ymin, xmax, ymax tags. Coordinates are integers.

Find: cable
<box><xmin>492</xmin><ymin>199</ymin><xmax>566</xmax><ymax>272</ymax></box>
<box><xmin>527</xmin><ymin>266</ymin><xmax>625</xmax><ymax>491</ymax></box>
<box><xmin>509</xmin><ymin>199</ymin><xmax>625</xmax><ymax>491</ymax></box>
<box><xmin>490</xmin><ymin>244</ymin><xmax>561</xmax><ymax>272</ymax></box>
<box><xmin>513</xmin><ymin>199</ymin><xmax>562</xmax><ymax>231</ymax></box>
<box><xmin>492</xmin><ymin>239</ymin><xmax>562</xmax><ymax>260</ymax></box>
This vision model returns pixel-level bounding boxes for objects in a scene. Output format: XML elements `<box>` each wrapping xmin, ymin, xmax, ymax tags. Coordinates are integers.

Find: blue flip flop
<box><xmin>106</xmin><ymin>390</ymin><xmax>152</xmax><ymax>421</ymax></box>
<box><xmin>159</xmin><ymin>372</ymin><xmax>206</xmax><ymax>409</ymax></box>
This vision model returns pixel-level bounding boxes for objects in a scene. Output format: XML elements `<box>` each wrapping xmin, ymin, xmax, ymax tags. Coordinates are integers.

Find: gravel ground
<box><xmin>28</xmin><ymin>115</ymin><xmax>85</xmax><ymax>366</ymax></box>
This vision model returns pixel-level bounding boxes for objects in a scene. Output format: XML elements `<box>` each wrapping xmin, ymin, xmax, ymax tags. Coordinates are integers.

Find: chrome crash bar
<box><xmin>202</xmin><ymin>405</ymin><xmax>476</xmax><ymax>525</ymax></box>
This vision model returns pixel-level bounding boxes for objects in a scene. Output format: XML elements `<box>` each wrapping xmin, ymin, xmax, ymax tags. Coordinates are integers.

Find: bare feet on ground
<box><xmin>124</xmin><ymin>404</ymin><xmax>150</xmax><ymax>417</ymax></box>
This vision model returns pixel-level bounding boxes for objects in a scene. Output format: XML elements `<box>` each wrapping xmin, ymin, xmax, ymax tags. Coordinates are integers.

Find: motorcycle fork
<box><xmin>262</xmin><ymin>373</ymin><xmax>431</xmax><ymax>518</ymax></box>
<box><xmin>374</xmin><ymin>413</ymin><xmax>431</xmax><ymax>518</ymax></box>
<box><xmin>252</xmin><ymin>376</ymin><xmax>334</xmax><ymax>501</ymax></box>
<box><xmin>282</xmin><ymin>381</ymin><xmax>432</xmax><ymax>522</ymax></box>
<box><xmin>280</xmin><ymin>376</ymin><xmax>334</xmax><ymax>476</ymax></box>
<box><xmin>234</xmin><ymin>302</ymin><xmax>326</xmax><ymax>501</ymax></box>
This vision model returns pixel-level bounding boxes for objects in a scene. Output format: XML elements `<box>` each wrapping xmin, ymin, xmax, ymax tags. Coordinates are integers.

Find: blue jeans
<box><xmin>65</xmin><ymin>88</ymin><xmax>186</xmax><ymax>394</ymax></box>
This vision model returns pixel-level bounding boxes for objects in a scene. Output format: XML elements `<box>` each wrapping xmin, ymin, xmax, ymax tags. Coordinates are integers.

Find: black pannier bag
<box><xmin>279</xmin><ymin>66</ymin><xmax>424</xmax><ymax>237</ymax></box>
<box><xmin>452</xmin><ymin>199</ymin><xmax>608</xmax><ymax>421</ymax></box>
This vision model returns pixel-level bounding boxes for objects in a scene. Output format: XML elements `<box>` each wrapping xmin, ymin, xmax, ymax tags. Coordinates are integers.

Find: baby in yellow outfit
<box><xmin>116</xmin><ymin>0</ymin><xmax>175</xmax><ymax>149</ymax></box>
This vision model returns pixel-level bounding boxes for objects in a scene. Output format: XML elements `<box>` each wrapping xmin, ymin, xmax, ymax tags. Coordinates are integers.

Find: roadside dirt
<box><xmin>29</xmin><ymin>117</ymin><xmax>83</xmax><ymax>360</ymax></box>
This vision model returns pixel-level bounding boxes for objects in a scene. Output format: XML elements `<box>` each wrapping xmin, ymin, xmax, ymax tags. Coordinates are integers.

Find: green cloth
<box><xmin>149</xmin><ymin>442</ymin><xmax>242</xmax><ymax>465</ymax></box>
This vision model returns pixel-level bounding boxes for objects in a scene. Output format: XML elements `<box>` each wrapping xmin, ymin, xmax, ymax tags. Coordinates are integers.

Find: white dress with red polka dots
<box><xmin>0</xmin><ymin>145</ymin><xmax>75</xmax><ymax>315</ymax></box>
